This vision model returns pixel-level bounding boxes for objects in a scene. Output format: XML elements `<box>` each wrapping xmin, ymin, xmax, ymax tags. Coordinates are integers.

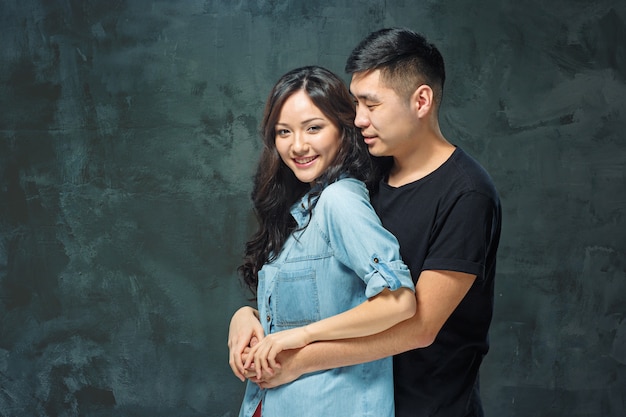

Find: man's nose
<box><xmin>354</xmin><ymin>106</ymin><xmax>370</xmax><ymax>128</ymax></box>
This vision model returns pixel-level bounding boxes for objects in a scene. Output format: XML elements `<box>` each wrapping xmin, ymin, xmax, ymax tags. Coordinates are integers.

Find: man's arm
<box><xmin>244</xmin><ymin>286</ymin><xmax>415</xmax><ymax>377</ymax></box>
<box><xmin>253</xmin><ymin>269</ymin><xmax>475</xmax><ymax>388</ymax></box>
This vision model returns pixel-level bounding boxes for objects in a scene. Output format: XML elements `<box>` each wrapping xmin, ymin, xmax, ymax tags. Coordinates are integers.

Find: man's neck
<box><xmin>387</xmin><ymin>132</ymin><xmax>455</xmax><ymax>188</ymax></box>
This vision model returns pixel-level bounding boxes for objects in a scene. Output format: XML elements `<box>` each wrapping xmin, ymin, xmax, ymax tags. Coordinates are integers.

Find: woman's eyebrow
<box><xmin>276</xmin><ymin>117</ymin><xmax>325</xmax><ymax>127</ymax></box>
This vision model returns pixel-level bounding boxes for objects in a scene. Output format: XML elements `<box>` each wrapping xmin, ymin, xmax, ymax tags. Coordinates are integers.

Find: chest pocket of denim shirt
<box><xmin>273</xmin><ymin>267</ymin><xmax>321</xmax><ymax>328</ymax></box>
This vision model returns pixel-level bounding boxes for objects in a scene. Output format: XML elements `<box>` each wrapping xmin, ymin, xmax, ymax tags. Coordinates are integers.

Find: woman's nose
<box><xmin>292</xmin><ymin>133</ymin><xmax>308</xmax><ymax>154</ymax></box>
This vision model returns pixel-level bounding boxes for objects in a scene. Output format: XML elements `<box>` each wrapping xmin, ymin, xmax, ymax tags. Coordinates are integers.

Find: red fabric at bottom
<box><xmin>252</xmin><ymin>402</ymin><xmax>262</xmax><ymax>417</ymax></box>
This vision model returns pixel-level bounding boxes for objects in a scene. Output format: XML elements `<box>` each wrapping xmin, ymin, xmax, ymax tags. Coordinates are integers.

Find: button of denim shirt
<box><xmin>266</xmin><ymin>315</ymin><xmax>271</xmax><ymax>322</ymax></box>
<box><xmin>373</xmin><ymin>257</ymin><xmax>379</xmax><ymax>263</ymax></box>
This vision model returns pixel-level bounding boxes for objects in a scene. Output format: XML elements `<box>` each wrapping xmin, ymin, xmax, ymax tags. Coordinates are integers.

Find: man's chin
<box><xmin>367</xmin><ymin>146</ymin><xmax>386</xmax><ymax>157</ymax></box>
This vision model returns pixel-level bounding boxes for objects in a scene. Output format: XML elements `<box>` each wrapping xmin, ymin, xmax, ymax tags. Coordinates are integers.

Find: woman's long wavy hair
<box><xmin>238</xmin><ymin>66</ymin><xmax>384</xmax><ymax>294</ymax></box>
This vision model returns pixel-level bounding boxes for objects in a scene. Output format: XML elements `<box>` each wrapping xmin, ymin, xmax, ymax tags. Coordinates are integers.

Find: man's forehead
<box><xmin>349</xmin><ymin>70</ymin><xmax>389</xmax><ymax>98</ymax></box>
<box><xmin>350</xmin><ymin>69</ymin><xmax>380</xmax><ymax>85</ymax></box>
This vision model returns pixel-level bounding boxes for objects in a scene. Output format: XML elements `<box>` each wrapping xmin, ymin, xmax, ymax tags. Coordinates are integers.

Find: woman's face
<box><xmin>274</xmin><ymin>90</ymin><xmax>341</xmax><ymax>185</ymax></box>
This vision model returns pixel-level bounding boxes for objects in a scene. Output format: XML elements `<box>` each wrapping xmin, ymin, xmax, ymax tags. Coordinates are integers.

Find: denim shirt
<box><xmin>239</xmin><ymin>178</ymin><xmax>414</xmax><ymax>417</ymax></box>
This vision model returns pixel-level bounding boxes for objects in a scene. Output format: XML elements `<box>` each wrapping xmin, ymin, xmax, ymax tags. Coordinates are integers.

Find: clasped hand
<box><xmin>228</xmin><ymin>306</ymin><xmax>306</xmax><ymax>387</ymax></box>
<box><xmin>243</xmin><ymin>326</ymin><xmax>311</xmax><ymax>381</ymax></box>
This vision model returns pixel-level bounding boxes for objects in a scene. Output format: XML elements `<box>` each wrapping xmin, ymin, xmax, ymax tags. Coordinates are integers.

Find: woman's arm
<box><xmin>244</xmin><ymin>286</ymin><xmax>416</xmax><ymax>378</ymax></box>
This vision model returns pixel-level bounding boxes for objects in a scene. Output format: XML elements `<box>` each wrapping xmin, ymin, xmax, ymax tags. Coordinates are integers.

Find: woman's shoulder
<box><xmin>322</xmin><ymin>177</ymin><xmax>367</xmax><ymax>195</ymax></box>
<box><xmin>316</xmin><ymin>178</ymin><xmax>369</xmax><ymax>211</ymax></box>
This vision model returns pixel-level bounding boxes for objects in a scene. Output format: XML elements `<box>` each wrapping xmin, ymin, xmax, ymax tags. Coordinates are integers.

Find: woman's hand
<box><xmin>228</xmin><ymin>306</ymin><xmax>264</xmax><ymax>381</ymax></box>
<box><xmin>248</xmin><ymin>348</ymin><xmax>305</xmax><ymax>389</ymax></box>
<box><xmin>243</xmin><ymin>326</ymin><xmax>311</xmax><ymax>380</ymax></box>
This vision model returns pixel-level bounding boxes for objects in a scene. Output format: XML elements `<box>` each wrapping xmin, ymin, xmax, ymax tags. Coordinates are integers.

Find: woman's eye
<box><xmin>307</xmin><ymin>125</ymin><xmax>321</xmax><ymax>133</ymax></box>
<box><xmin>277</xmin><ymin>129</ymin><xmax>290</xmax><ymax>136</ymax></box>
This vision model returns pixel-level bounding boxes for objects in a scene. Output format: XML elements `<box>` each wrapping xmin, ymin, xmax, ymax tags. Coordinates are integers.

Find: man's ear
<box><xmin>411</xmin><ymin>85</ymin><xmax>434</xmax><ymax>118</ymax></box>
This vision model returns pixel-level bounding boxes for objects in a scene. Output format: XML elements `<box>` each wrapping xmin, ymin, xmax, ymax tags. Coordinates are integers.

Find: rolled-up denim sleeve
<box><xmin>315</xmin><ymin>179</ymin><xmax>415</xmax><ymax>298</ymax></box>
<box><xmin>363</xmin><ymin>255</ymin><xmax>413</xmax><ymax>298</ymax></box>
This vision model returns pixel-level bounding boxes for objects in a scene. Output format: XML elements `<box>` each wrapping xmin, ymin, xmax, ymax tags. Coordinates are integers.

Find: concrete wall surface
<box><xmin>1</xmin><ymin>1</ymin><xmax>624</xmax><ymax>416</ymax></box>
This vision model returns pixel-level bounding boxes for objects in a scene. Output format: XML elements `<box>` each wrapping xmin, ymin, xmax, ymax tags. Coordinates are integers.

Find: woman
<box><xmin>231</xmin><ymin>66</ymin><xmax>415</xmax><ymax>417</ymax></box>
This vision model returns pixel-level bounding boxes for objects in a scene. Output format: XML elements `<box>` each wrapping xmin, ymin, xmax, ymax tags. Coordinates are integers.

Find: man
<box><xmin>229</xmin><ymin>27</ymin><xmax>502</xmax><ymax>417</ymax></box>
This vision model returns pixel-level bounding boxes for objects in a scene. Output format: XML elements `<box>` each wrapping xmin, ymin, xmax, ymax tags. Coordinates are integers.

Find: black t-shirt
<box><xmin>371</xmin><ymin>147</ymin><xmax>502</xmax><ymax>417</ymax></box>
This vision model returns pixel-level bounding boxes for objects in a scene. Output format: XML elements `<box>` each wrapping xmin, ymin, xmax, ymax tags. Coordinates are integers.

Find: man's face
<box><xmin>350</xmin><ymin>69</ymin><xmax>418</xmax><ymax>158</ymax></box>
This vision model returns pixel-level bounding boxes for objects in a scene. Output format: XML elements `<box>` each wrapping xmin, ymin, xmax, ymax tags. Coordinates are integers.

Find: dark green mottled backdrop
<box><xmin>1</xmin><ymin>1</ymin><xmax>624</xmax><ymax>416</ymax></box>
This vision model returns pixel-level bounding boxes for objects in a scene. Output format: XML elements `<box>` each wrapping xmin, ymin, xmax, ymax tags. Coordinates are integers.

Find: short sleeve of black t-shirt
<box><xmin>422</xmin><ymin>189</ymin><xmax>500</xmax><ymax>280</ymax></box>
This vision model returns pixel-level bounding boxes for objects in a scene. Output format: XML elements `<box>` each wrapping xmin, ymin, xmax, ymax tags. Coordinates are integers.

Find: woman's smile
<box><xmin>293</xmin><ymin>155</ymin><xmax>319</xmax><ymax>166</ymax></box>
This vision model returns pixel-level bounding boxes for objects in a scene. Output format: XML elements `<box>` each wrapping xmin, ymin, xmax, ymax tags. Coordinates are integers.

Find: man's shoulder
<box><xmin>448</xmin><ymin>147</ymin><xmax>499</xmax><ymax>198</ymax></box>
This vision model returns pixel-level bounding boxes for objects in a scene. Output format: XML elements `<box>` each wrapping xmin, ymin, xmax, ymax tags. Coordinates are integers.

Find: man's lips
<box><xmin>363</xmin><ymin>135</ymin><xmax>377</xmax><ymax>144</ymax></box>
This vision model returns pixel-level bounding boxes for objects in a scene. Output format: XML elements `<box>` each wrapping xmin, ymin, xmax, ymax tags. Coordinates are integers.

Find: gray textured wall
<box><xmin>1</xmin><ymin>1</ymin><xmax>624</xmax><ymax>416</ymax></box>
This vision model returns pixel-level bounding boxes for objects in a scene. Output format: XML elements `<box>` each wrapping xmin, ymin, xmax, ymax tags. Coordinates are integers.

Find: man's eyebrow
<box><xmin>351</xmin><ymin>92</ymin><xmax>379</xmax><ymax>102</ymax></box>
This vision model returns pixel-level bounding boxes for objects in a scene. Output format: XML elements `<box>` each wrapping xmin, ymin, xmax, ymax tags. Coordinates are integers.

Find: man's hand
<box><xmin>228</xmin><ymin>307</ymin><xmax>264</xmax><ymax>381</ymax></box>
